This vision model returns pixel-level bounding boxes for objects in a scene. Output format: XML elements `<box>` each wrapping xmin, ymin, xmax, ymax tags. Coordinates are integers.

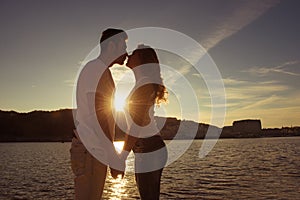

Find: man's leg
<box><xmin>89</xmin><ymin>153</ymin><xmax>107</xmax><ymax>199</ymax></box>
<box><xmin>71</xmin><ymin>138</ymin><xmax>107</xmax><ymax>200</ymax></box>
<box><xmin>70</xmin><ymin>138</ymin><xmax>90</xmax><ymax>200</ymax></box>
<box><xmin>135</xmin><ymin>169</ymin><xmax>163</xmax><ymax>200</ymax></box>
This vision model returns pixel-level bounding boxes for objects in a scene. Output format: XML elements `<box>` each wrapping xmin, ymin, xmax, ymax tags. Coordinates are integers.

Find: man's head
<box><xmin>100</xmin><ymin>28</ymin><xmax>128</xmax><ymax>66</ymax></box>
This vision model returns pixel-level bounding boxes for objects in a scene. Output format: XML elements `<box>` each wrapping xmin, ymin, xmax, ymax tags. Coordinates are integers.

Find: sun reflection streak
<box><xmin>109</xmin><ymin>175</ymin><xmax>128</xmax><ymax>200</ymax></box>
<box><xmin>105</xmin><ymin>144</ymin><xmax>135</xmax><ymax>199</ymax></box>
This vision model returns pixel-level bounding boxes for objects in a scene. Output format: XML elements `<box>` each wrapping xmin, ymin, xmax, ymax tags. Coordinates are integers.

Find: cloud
<box><xmin>223</xmin><ymin>78</ymin><xmax>251</xmax><ymax>85</ymax></box>
<box><xmin>223</xmin><ymin>77</ymin><xmax>282</xmax><ymax>87</ymax></box>
<box><xmin>218</xmin><ymin>77</ymin><xmax>300</xmax><ymax>127</ymax></box>
<box><xmin>64</xmin><ymin>79</ymin><xmax>75</xmax><ymax>87</ymax></box>
<box><xmin>241</xmin><ymin>95</ymin><xmax>281</xmax><ymax>110</ymax></box>
<box><xmin>220</xmin><ymin>77</ymin><xmax>290</xmax><ymax>112</ymax></box>
<box><xmin>201</xmin><ymin>0</ymin><xmax>280</xmax><ymax>50</ymax></box>
<box><xmin>187</xmin><ymin>77</ymin><xmax>288</xmax><ymax>111</ymax></box>
<box><xmin>243</xmin><ymin>60</ymin><xmax>300</xmax><ymax>76</ymax></box>
<box><xmin>177</xmin><ymin>65</ymin><xmax>191</xmax><ymax>75</ymax></box>
<box><xmin>177</xmin><ymin>1</ymin><xmax>281</xmax><ymax>76</ymax></box>
<box><xmin>117</xmin><ymin>1</ymin><xmax>280</xmax><ymax>80</ymax></box>
<box><xmin>226</xmin><ymin>83</ymin><xmax>288</xmax><ymax>100</ymax></box>
<box><xmin>227</xmin><ymin>96</ymin><xmax>300</xmax><ymax>128</ymax></box>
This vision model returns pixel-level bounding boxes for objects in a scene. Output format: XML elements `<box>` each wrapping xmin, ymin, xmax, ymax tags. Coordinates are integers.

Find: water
<box><xmin>0</xmin><ymin>137</ymin><xmax>299</xmax><ymax>199</ymax></box>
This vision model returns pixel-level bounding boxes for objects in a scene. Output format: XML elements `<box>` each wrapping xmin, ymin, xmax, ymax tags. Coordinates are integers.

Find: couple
<box><xmin>70</xmin><ymin>28</ymin><xmax>168</xmax><ymax>200</ymax></box>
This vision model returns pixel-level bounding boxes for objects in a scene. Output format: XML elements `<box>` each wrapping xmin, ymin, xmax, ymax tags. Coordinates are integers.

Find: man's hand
<box><xmin>110</xmin><ymin>167</ymin><xmax>124</xmax><ymax>179</ymax></box>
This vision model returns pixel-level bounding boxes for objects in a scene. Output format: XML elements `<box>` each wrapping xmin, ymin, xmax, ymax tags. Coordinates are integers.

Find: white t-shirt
<box><xmin>75</xmin><ymin>58</ymin><xmax>117</xmax><ymax>165</ymax></box>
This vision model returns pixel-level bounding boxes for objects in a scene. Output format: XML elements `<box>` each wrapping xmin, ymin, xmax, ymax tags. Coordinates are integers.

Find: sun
<box><xmin>114</xmin><ymin>97</ymin><xmax>126</xmax><ymax>111</ymax></box>
<box><xmin>114</xmin><ymin>91</ymin><xmax>127</xmax><ymax>112</ymax></box>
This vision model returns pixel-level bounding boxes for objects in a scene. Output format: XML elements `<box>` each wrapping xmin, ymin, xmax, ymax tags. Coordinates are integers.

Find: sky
<box><xmin>0</xmin><ymin>0</ymin><xmax>299</xmax><ymax>128</ymax></box>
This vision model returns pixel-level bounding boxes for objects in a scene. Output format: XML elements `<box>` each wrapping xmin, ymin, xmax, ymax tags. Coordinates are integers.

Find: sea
<box><xmin>0</xmin><ymin>137</ymin><xmax>299</xmax><ymax>200</ymax></box>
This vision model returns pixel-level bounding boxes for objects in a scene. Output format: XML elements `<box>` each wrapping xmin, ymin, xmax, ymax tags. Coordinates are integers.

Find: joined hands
<box><xmin>110</xmin><ymin>150</ymin><xmax>130</xmax><ymax>179</ymax></box>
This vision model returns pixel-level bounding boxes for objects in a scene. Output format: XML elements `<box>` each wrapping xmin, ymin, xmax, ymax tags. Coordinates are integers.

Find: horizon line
<box><xmin>1</xmin><ymin>108</ymin><xmax>299</xmax><ymax>129</ymax></box>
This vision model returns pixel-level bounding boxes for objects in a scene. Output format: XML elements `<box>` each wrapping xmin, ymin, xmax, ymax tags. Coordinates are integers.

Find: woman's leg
<box><xmin>133</xmin><ymin>136</ymin><xmax>167</xmax><ymax>200</ymax></box>
<box><xmin>135</xmin><ymin>168</ymin><xmax>163</xmax><ymax>200</ymax></box>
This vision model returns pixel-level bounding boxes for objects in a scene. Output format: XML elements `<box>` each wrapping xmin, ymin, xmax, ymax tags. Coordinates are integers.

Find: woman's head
<box><xmin>127</xmin><ymin>44</ymin><xmax>168</xmax><ymax>105</ymax></box>
<box><xmin>127</xmin><ymin>44</ymin><xmax>158</xmax><ymax>69</ymax></box>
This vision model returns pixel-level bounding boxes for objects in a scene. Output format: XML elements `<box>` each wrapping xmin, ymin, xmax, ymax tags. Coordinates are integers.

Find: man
<box><xmin>70</xmin><ymin>28</ymin><xmax>128</xmax><ymax>199</ymax></box>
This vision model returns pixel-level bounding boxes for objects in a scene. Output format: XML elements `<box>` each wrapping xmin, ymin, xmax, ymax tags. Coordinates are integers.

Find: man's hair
<box><xmin>100</xmin><ymin>28</ymin><xmax>127</xmax><ymax>50</ymax></box>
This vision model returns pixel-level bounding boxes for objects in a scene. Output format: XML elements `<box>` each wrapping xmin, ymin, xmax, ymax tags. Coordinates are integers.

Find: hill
<box><xmin>0</xmin><ymin>109</ymin><xmax>74</xmax><ymax>142</ymax></box>
<box><xmin>0</xmin><ymin>109</ymin><xmax>299</xmax><ymax>142</ymax></box>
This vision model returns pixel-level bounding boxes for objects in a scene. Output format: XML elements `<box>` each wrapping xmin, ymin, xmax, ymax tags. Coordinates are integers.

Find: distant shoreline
<box><xmin>1</xmin><ymin>135</ymin><xmax>300</xmax><ymax>143</ymax></box>
<box><xmin>1</xmin><ymin>109</ymin><xmax>299</xmax><ymax>142</ymax></box>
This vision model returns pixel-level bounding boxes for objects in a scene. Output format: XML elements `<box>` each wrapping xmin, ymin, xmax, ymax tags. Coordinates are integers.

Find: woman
<box><xmin>122</xmin><ymin>44</ymin><xmax>168</xmax><ymax>200</ymax></box>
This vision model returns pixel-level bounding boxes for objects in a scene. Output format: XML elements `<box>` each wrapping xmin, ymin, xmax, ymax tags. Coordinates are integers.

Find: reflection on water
<box><xmin>108</xmin><ymin>176</ymin><xmax>128</xmax><ymax>200</ymax></box>
<box><xmin>108</xmin><ymin>140</ymin><xmax>130</xmax><ymax>200</ymax></box>
<box><xmin>104</xmin><ymin>153</ymin><xmax>137</xmax><ymax>199</ymax></box>
<box><xmin>0</xmin><ymin>137</ymin><xmax>300</xmax><ymax>199</ymax></box>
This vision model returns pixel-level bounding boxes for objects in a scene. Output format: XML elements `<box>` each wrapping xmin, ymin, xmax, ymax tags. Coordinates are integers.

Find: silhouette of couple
<box><xmin>70</xmin><ymin>28</ymin><xmax>168</xmax><ymax>200</ymax></box>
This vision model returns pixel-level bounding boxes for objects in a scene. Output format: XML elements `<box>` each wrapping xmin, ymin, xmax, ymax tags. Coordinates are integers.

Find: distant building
<box><xmin>233</xmin><ymin>119</ymin><xmax>262</xmax><ymax>133</ymax></box>
<box><xmin>221</xmin><ymin>126</ymin><xmax>234</xmax><ymax>138</ymax></box>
